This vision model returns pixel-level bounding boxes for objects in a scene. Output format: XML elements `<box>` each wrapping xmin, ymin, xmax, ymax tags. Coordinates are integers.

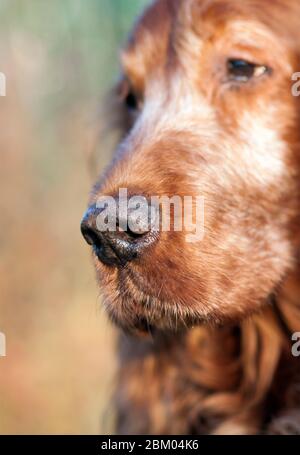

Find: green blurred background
<box><xmin>0</xmin><ymin>0</ymin><xmax>148</xmax><ymax>434</ymax></box>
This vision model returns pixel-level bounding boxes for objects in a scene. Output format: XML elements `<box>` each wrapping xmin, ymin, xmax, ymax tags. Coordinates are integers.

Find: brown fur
<box><xmin>84</xmin><ymin>0</ymin><xmax>300</xmax><ymax>434</ymax></box>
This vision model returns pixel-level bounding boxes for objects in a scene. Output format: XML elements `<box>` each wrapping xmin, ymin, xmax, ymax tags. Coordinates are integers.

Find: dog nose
<box><xmin>80</xmin><ymin>200</ymin><xmax>158</xmax><ymax>266</ymax></box>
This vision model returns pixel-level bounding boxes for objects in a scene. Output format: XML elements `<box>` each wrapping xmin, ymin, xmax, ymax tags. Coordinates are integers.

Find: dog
<box><xmin>81</xmin><ymin>0</ymin><xmax>300</xmax><ymax>434</ymax></box>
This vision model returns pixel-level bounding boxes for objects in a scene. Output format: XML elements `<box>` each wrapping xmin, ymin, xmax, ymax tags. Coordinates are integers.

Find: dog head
<box><xmin>81</xmin><ymin>0</ymin><xmax>300</xmax><ymax>334</ymax></box>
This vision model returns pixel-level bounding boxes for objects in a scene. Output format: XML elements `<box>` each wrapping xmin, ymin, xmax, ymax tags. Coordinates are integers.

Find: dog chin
<box><xmin>103</xmin><ymin>287</ymin><xmax>264</xmax><ymax>336</ymax></box>
<box><xmin>103</xmin><ymin>294</ymin><xmax>208</xmax><ymax>337</ymax></box>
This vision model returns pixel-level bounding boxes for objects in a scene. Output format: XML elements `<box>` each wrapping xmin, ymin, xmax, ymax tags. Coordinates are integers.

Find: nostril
<box><xmin>80</xmin><ymin>223</ymin><xmax>100</xmax><ymax>247</ymax></box>
<box><xmin>81</xmin><ymin>217</ymin><xmax>120</xmax><ymax>266</ymax></box>
<box><xmin>80</xmin><ymin>206</ymin><xmax>100</xmax><ymax>246</ymax></box>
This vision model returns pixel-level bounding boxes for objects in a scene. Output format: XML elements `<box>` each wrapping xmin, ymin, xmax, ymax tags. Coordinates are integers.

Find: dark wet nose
<box><xmin>80</xmin><ymin>199</ymin><xmax>158</xmax><ymax>266</ymax></box>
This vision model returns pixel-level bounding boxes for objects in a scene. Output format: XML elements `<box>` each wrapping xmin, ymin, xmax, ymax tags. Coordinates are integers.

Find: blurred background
<box><xmin>0</xmin><ymin>0</ymin><xmax>148</xmax><ymax>434</ymax></box>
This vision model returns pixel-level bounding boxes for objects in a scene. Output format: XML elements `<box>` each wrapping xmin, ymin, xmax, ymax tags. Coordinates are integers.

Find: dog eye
<box><xmin>125</xmin><ymin>91</ymin><xmax>139</xmax><ymax>111</ymax></box>
<box><xmin>227</xmin><ymin>59</ymin><xmax>268</xmax><ymax>82</ymax></box>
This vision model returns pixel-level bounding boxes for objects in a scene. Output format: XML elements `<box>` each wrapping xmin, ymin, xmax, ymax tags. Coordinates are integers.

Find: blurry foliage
<box><xmin>0</xmin><ymin>0</ymin><xmax>149</xmax><ymax>101</ymax></box>
<box><xmin>0</xmin><ymin>0</ymin><xmax>149</xmax><ymax>434</ymax></box>
<box><xmin>0</xmin><ymin>0</ymin><xmax>148</xmax><ymax>189</ymax></box>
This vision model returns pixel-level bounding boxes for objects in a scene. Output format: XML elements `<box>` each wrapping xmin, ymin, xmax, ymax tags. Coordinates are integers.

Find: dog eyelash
<box><xmin>227</xmin><ymin>58</ymin><xmax>269</xmax><ymax>82</ymax></box>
